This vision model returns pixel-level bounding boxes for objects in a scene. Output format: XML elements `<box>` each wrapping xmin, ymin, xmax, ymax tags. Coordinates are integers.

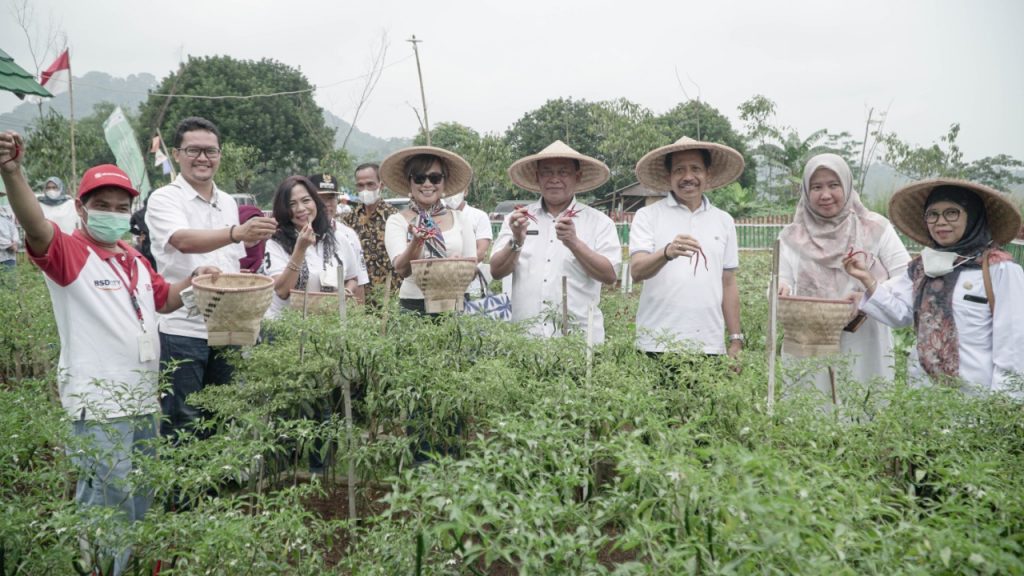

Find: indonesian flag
<box><xmin>40</xmin><ymin>49</ymin><xmax>71</xmax><ymax>95</ymax></box>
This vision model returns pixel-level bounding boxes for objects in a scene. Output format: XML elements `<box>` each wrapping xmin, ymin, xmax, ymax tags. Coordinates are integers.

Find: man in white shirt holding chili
<box><xmin>629</xmin><ymin>137</ymin><xmax>746</xmax><ymax>362</ymax></box>
<box><xmin>145</xmin><ymin>117</ymin><xmax>277</xmax><ymax>442</ymax></box>
<box><xmin>491</xmin><ymin>141</ymin><xmax>621</xmax><ymax>343</ymax></box>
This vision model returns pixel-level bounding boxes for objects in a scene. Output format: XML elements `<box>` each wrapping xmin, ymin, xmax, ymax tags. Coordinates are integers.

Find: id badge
<box><xmin>138</xmin><ymin>332</ymin><xmax>157</xmax><ymax>363</ymax></box>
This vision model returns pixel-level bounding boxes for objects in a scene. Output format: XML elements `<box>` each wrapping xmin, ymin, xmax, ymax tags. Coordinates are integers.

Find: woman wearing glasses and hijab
<box><xmin>382</xmin><ymin>146</ymin><xmax>477</xmax><ymax>315</ymax></box>
<box><xmin>778</xmin><ymin>154</ymin><xmax>911</xmax><ymax>402</ymax></box>
<box><xmin>844</xmin><ymin>179</ymin><xmax>1024</xmax><ymax>396</ymax></box>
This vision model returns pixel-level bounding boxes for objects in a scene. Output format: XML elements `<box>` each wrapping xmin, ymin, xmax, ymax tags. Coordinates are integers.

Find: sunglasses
<box><xmin>411</xmin><ymin>172</ymin><xmax>444</xmax><ymax>185</ymax></box>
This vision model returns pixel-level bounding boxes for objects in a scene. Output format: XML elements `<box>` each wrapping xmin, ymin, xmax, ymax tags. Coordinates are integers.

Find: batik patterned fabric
<box><xmin>343</xmin><ymin>202</ymin><xmax>403</xmax><ymax>294</ymax></box>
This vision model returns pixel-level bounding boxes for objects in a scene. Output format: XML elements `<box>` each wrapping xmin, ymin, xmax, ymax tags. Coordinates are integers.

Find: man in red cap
<box><xmin>0</xmin><ymin>130</ymin><xmax>219</xmax><ymax>575</ymax></box>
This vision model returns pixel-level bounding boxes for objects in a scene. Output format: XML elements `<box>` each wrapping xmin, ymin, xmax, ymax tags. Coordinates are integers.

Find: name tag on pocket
<box><xmin>138</xmin><ymin>332</ymin><xmax>157</xmax><ymax>362</ymax></box>
<box><xmin>963</xmin><ymin>294</ymin><xmax>988</xmax><ymax>305</ymax></box>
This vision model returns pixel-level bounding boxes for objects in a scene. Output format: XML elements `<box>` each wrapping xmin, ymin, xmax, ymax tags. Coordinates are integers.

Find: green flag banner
<box><xmin>102</xmin><ymin>106</ymin><xmax>152</xmax><ymax>199</ymax></box>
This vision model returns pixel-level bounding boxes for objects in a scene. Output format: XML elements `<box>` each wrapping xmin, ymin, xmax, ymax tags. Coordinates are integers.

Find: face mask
<box><xmin>85</xmin><ymin>209</ymin><xmax>132</xmax><ymax>244</ymax></box>
<box><xmin>920</xmin><ymin>247</ymin><xmax>973</xmax><ymax>278</ymax></box>
<box><xmin>359</xmin><ymin>189</ymin><xmax>380</xmax><ymax>205</ymax></box>
<box><xmin>442</xmin><ymin>192</ymin><xmax>465</xmax><ymax>210</ymax></box>
<box><xmin>44</xmin><ymin>188</ymin><xmax>63</xmax><ymax>200</ymax></box>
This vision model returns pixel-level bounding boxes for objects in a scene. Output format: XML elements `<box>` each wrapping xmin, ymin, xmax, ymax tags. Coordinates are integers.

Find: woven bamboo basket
<box><xmin>777</xmin><ymin>295</ymin><xmax>855</xmax><ymax>357</ymax></box>
<box><xmin>191</xmin><ymin>273</ymin><xmax>274</xmax><ymax>346</ymax></box>
<box><xmin>289</xmin><ymin>289</ymin><xmax>339</xmax><ymax>315</ymax></box>
<box><xmin>411</xmin><ymin>257</ymin><xmax>478</xmax><ymax>313</ymax></box>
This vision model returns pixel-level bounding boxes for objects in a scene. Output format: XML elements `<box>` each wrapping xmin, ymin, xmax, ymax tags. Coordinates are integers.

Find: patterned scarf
<box><xmin>908</xmin><ymin>186</ymin><xmax>992</xmax><ymax>381</ymax></box>
<box><xmin>412</xmin><ymin>202</ymin><xmax>448</xmax><ymax>259</ymax></box>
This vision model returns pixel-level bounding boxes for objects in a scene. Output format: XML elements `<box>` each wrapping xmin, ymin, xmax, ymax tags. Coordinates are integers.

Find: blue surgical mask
<box><xmin>85</xmin><ymin>209</ymin><xmax>131</xmax><ymax>244</ymax></box>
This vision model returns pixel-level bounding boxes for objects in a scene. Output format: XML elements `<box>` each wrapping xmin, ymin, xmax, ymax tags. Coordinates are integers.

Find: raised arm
<box><xmin>0</xmin><ymin>131</ymin><xmax>55</xmax><ymax>255</ymax></box>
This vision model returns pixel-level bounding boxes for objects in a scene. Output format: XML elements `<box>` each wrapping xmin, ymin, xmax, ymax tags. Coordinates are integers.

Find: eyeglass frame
<box><xmin>410</xmin><ymin>172</ymin><xmax>444</xmax><ymax>185</ymax></box>
<box><xmin>177</xmin><ymin>146</ymin><xmax>222</xmax><ymax>160</ymax></box>
<box><xmin>924</xmin><ymin>207</ymin><xmax>963</xmax><ymax>224</ymax></box>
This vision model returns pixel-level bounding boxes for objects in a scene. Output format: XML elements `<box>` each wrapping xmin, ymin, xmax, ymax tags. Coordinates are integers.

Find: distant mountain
<box><xmin>322</xmin><ymin>109</ymin><xmax>410</xmax><ymax>161</ymax></box>
<box><xmin>0</xmin><ymin>71</ymin><xmax>157</xmax><ymax>133</ymax></box>
<box><xmin>0</xmin><ymin>71</ymin><xmax>410</xmax><ymax>161</ymax></box>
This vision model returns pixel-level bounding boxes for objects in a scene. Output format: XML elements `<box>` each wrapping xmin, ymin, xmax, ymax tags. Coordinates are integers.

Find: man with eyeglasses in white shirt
<box><xmin>145</xmin><ymin>117</ymin><xmax>277</xmax><ymax>444</ymax></box>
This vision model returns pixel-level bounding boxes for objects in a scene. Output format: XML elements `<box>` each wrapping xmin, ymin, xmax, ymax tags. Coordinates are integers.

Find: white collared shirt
<box><xmin>461</xmin><ymin>203</ymin><xmax>493</xmax><ymax>241</ymax></box>
<box><xmin>629</xmin><ymin>194</ymin><xmax>738</xmax><ymax>353</ymax></box>
<box><xmin>145</xmin><ymin>174</ymin><xmax>244</xmax><ymax>339</ymax></box>
<box><xmin>494</xmin><ymin>200</ymin><xmax>621</xmax><ymax>344</ymax></box>
<box><xmin>264</xmin><ymin>229</ymin><xmax>361</xmax><ymax>319</ymax></box>
<box><xmin>862</xmin><ymin>260</ymin><xmax>1024</xmax><ymax>396</ymax></box>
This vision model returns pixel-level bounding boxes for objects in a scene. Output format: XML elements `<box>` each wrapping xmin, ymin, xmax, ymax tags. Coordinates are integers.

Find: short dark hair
<box><xmin>664</xmin><ymin>149</ymin><xmax>711</xmax><ymax>172</ymax></box>
<box><xmin>172</xmin><ymin>117</ymin><xmax>221</xmax><ymax>148</ymax></box>
<box><xmin>354</xmin><ymin>162</ymin><xmax>380</xmax><ymax>180</ymax></box>
<box><xmin>403</xmin><ymin>154</ymin><xmax>448</xmax><ymax>180</ymax></box>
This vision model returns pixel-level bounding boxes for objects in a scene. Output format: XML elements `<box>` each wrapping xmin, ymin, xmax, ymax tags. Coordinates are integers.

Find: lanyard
<box><xmin>105</xmin><ymin>256</ymin><xmax>146</xmax><ymax>332</ymax></box>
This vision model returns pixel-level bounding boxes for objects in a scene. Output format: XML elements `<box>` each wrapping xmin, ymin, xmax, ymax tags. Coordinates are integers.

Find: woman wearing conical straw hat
<box><xmin>844</xmin><ymin>178</ymin><xmax>1024</xmax><ymax>396</ymax></box>
<box><xmin>777</xmin><ymin>154</ymin><xmax>911</xmax><ymax>404</ymax></box>
<box><xmin>380</xmin><ymin>146</ymin><xmax>478</xmax><ymax>315</ymax></box>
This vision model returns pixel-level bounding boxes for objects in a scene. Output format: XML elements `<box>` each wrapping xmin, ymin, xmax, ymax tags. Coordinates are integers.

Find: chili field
<box><xmin>1</xmin><ymin>252</ymin><xmax>1023</xmax><ymax>575</ymax></box>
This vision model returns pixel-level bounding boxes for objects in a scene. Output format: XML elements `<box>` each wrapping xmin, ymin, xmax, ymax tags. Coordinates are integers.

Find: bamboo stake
<box><xmin>380</xmin><ymin>274</ymin><xmax>392</xmax><ymax>337</ymax></box>
<box><xmin>561</xmin><ymin>276</ymin><xmax>569</xmax><ymax>336</ymax></box>
<box><xmin>767</xmin><ymin>238</ymin><xmax>780</xmax><ymax>415</ymax></box>
<box><xmin>337</xmin><ymin>264</ymin><xmax>356</xmax><ymax>521</ymax></box>
<box><xmin>67</xmin><ymin>52</ymin><xmax>77</xmax><ymax>192</ymax></box>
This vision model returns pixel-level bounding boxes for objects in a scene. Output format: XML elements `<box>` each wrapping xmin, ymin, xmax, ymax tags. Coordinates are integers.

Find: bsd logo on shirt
<box><xmin>93</xmin><ymin>278</ymin><xmax>123</xmax><ymax>291</ymax></box>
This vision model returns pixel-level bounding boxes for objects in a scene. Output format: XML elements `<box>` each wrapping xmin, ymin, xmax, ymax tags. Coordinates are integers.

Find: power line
<box><xmin>59</xmin><ymin>54</ymin><xmax>415</xmax><ymax>102</ymax></box>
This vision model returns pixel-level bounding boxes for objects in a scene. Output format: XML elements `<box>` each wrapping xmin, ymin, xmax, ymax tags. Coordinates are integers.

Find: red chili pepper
<box><xmin>514</xmin><ymin>204</ymin><xmax>538</xmax><ymax>223</ymax></box>
<box><xmin>692</xmin><ymin>246</ymin><xmax>709</xmax><ymax>274</ymax></box>
<box><xmin>563</xmin><ymin>204</ymin><xmax>583</xmax><ymax>219</ymax></box>
<box><xmin>0</xmin><ymin>142</ymin><xmax>20</xmax><ymax>166</ymax></box>
<box><xmin>846</xmin><ymin>245</ymin><xmax>867</xmax><ymax>262</ymax></box>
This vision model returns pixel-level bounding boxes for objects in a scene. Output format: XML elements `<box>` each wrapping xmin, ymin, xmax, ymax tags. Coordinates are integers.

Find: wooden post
<box><xmin>561</xmin><ymin>276</ymin><xmax>569</xmax><ymax>336</ymax></box>
<box><xmin>767</xmin><ymin>239</ymin><xmax>780</xmax><ymax>415</ymax></box>
<box><xmin>407</xmin><ymin>35</ymin><xmax>430</xmax><ymax>145</ymax></box>
<box><xmin>337</xmin><ymin>264</ymin><xmax>356</xmax><ymax>521</ymax></box>
<box><xmin>67</xmin><ymin>52</ymin><xmax>77</xmax><ymax>192</ymax></box>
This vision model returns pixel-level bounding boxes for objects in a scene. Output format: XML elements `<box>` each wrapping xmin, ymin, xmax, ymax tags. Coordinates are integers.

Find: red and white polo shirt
<box><xmin>29</xmin><ymin>222</ymin><xmax>170</xmax><ymax>420</ymax></box>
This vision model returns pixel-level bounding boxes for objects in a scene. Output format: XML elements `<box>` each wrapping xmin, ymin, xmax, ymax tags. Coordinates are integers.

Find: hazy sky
<box><xmin>2</xmin><ymin>0</ymin><xmax>1022</xmax><ymax>162</ymax></box>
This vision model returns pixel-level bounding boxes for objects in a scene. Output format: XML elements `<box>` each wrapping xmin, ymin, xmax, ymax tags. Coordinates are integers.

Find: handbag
<box><xmin>463</xmin><ymin>271</ymin><xmax>512</xmax><ymax>321</ymax></box>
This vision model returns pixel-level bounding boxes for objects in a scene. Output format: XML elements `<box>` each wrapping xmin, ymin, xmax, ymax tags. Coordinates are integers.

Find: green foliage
<box><xmin>882</xmin><ymin>123</ymin><xmax>1024</xmax><ymax>191</ymax></box>
<box><xmin>138</xmin><ymin>56</ymin><xmax>337</xmax><ymax>186</ymax></box>
<box><xmin>22</xmin><ymin>104</ymin><xmax>124</xmax><ymax>189</ymax></box>
<box><xmin>214</xmin><ymin>142</ymin><xmax>259</xmax><ymax>196</ymax></box>
<box><xmin>0</xmin><ymin>263</ymin><xmax>58</xmax><ymax>383</ymax></box>
<box><xmin>2</xmin><ymin>252</ymin><xmax>1023</xmax><ymax>573</ymax></box>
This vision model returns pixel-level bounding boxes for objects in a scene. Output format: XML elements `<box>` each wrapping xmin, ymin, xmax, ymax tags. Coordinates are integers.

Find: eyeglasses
<box><xmin>411</xmin><ymin>172</ymin><xmax>444</xmax><ymax>185</ymax></box>
<box><xmin>924</xmin><ymin>208</ymin><xmax>962</xmax><ymax>224</ymax></box>
<box><xmin>179</xmin><ymin>146</ymin><xmax>222</xmax><ymax>159</ymax></box>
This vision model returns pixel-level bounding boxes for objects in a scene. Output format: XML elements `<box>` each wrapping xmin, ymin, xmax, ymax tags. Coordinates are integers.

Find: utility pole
<box><xmin>407</xmin><ymin>35</ymin><xmax>430</xmax><ymax>146</ymax></box>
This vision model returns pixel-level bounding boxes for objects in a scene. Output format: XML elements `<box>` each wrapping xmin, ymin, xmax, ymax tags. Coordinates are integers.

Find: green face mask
<box><xmin>85</xmin><ymin>209</ymin><xmax>131</xmax><ymax>244</ymax></box>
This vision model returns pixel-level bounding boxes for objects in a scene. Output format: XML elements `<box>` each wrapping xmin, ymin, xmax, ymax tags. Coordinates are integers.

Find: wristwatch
<box><xmin>729</xmin><ymin>333</ymin><xmax>745</xmax><ymax>344</ymax></box>
<box><xmin>509</xmin><ymin>239</ymin><xmax>523</xmax><ymax>253</ymax></box>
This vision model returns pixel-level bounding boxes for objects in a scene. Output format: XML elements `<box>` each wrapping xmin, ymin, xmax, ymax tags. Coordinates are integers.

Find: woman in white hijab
<box><xmin>778</xmin><ymin>154</ymin><xmax>911</xmax><ymax>402</ymax></box>
<box><xmin>39</xmin><ymin>176</ymin><xmax>80</xmax><ymax>234</ymax></box>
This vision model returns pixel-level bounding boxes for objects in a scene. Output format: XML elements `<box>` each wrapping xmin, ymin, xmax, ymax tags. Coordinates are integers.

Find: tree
<box><xmin>216</xmin><ymin>143</ymin><xmax>260</xmax><ymax>196</ymax></box>
<box><xmin>138</xmin><ymin>56</ymin><xmax>336</xmax><ymax>183</ymax></box>
<box><xmin>758</xmin><ymin>129</ymin><xmax>859</xmax><ymax>200</ymax></box>
<box><xmin>22</xmin><ymin>104</ymin><xmax>118</xmax><ymax>188</ymax></box>
<box><xmin>738</xmin><ymin>95</ymin><xmax>781</xmax><ymax>198</ymax></box>
<box><xmin>504</xmin><ymin>97</ymin><xmax>606</xmax><ymax>163</ymax></box>
<box><xmin>881</xmin><ymin>123</ymin><xmax>1024</xmax><ymax>191</ymax></box>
